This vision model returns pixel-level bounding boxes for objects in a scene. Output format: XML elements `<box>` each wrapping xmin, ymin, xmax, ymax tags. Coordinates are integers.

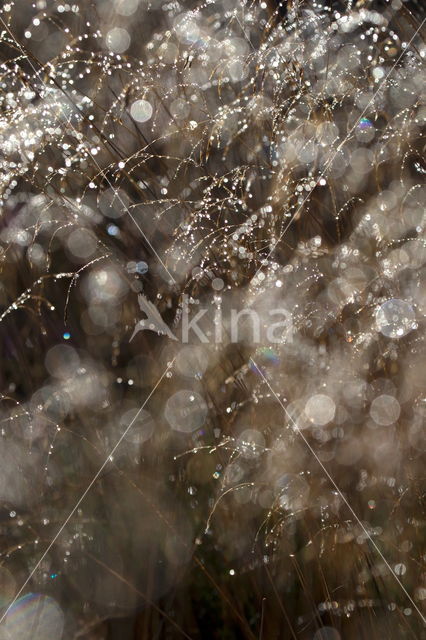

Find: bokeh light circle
<box><xmin>3</xmin><ymin>593</ymin><xmax>64</xmax><ymax>640</ymax></box>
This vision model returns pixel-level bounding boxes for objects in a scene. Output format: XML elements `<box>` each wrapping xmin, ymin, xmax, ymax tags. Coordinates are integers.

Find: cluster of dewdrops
<box><xmin>0</xmin><ymin>0</ymin><xmax>424</xmax><ymax>636</ymax></box>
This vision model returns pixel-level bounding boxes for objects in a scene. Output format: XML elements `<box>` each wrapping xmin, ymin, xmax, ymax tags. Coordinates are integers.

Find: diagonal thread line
<box><xmin>0</xmin><ymin>358</ymin><xmax>175</xmax><ymax>625</ymax></box>
<box><xmin>249</xmin><ymin>356</ymin><xmax>426</xmax><ymax>625</ymax></box>
<box><xmin>0</xmin><ymin>16</ymin><xmax>177</xmax><ymax>286</ymax></box>
<box><xmin>252</xmin><ymin>16</ymin><xmax>426</xmax><ymax>281</ymax></box>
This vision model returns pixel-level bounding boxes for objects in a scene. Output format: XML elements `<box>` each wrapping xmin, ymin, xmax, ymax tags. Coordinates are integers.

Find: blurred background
<box><xmin>0</xmin><ymin>0</ymin><xmax>424</xmax><ymax>638</ymax></box>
